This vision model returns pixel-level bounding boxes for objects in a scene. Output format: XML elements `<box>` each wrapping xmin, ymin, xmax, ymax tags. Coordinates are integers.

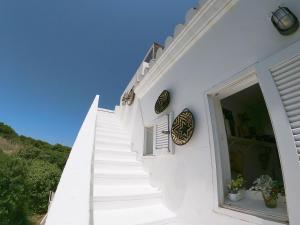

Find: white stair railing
<box><xmin>45</xmin><ymin>95</ymin><xmax>99</xmax><ymax>225</ymax></box>
<box><xmin>40</xmin><ymin>191</ymin><xmax>55</xmax><ymax>225</ymax></box>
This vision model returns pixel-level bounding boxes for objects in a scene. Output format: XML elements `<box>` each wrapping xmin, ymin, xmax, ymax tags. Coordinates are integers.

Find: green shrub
<box><xmin>0</xmin><ymin>122</ymin><xmax>18</xmax><ymax>140</ymax></box>
<box><xmin>18</xmin><ymin>146</ymin><xmax>69</xmax><ymax>170</ymax></box>
<box><xmin>0</xmin><ymin>151</ymin><xmax>30</xmax><ymax>225</ymax></box>
<box><xmin>0</xmin><ymin>121</ymin><xmax>71</xmax><ymax>222</ymax></box>
<box><xmin>25</xmin><ymin>160</ymin><xmax>61</xmax><ymax>214</ymax></box>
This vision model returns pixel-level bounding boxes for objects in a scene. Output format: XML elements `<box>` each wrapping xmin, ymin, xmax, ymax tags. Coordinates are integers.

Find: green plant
<box><xmin>0</xmin><ymin>121</ymin><xmax>70</xmax><ymax>222</ymax></box>
<box><xmin>0</xmin><ymin>151</ymin><xmax>30</xmax><ymax>225</ymax></box>
<box><xmin>18</xmin><ymin>145</ymin><xmax>69</xmax><ymax>170</ymax></box>
<box><xmin>25</xmin><ymin>160</ymin><xmax>61</xmax><ymax>214</ymax></box>
<box><xmin>250</xmin><ymin>174</ymin><xmax>284</xmax><ymax>208</ymax></box>
<box><xmin>0</xmin><ymin>122</ymin><xmax>18</xmax><ymax>140</ymax></box>
<box><xmin>250</xmin><ymin>175</ymin><xmax>283</xmax><ymax>200</ymax></box>
<box><xmin>227</xmin><ymin>174</ymin><xmax>245</xmax><ymax>194</ymax></box>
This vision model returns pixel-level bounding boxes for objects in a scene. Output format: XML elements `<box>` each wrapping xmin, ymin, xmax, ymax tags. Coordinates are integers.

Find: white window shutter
<box><xmin>270</xmin><ymin>55</ymin><xmax>300</xmax><ymax>161</ymax></box>
<box><xmin>153</xmin><ymin>113</ymin><xmax>174</xmax><ymax>155</ymax></box>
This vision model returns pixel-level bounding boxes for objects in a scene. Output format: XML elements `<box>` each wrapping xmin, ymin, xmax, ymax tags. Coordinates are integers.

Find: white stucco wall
<box><xmin>119</xmin><ymin>1</ymin><xmax>300</xmax><ymax>225</ymax></box>
<box><xmin>46</xmin><ymin>96</ymin><xmax>99</xmax><ymax>225</ymax></box>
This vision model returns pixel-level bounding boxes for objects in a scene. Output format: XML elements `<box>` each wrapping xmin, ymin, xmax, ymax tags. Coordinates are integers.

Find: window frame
<box><xmin>143</xmin><ymin>126</ymin><xmax>154</xmax><ymax>156</ymax></box>
<box><xmin>205</xmin><ymin>69</ymin><xmax>288</xmax><ymax>223</ymax></box>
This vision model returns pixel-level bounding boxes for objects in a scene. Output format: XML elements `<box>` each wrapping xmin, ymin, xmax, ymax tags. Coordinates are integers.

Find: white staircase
<box><xmin>93</xmin><ymin>110</ymin><xmax>177</xmax><ymax>225</ymax></box>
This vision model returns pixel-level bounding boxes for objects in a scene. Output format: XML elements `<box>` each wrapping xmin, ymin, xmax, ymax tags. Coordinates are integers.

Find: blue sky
<box><xmin>0</xmin><ymin>0</ymin><xmax>198</xmax><ymax>146</ymax></box>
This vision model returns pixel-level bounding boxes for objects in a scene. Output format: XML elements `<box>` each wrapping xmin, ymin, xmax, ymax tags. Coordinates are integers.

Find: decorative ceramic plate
<box><xmin>127</xmin><ymin>88</ymin><xmax>135</xmax><ymax>106</ymax></box>
<box><xmin>121</xmin><ymin>92</ymin><xmax>128</xmax><ymax>105</ymax></box>
<box><xmin>155</xmin><ymin>90</ymin><xmax>170</xmax><ymax>114</ymax></box>
<box><xmin>171</xmin><ymin>108</ymin><xmax>195</xmax><ymax>145</ymax></box>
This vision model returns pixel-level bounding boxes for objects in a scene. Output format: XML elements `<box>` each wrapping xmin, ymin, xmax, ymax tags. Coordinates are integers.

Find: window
<box><xmin>153</xmin><ymin>113</ymin><xmax>174</xmax><ymax>155</ymax></box>
<box><xmin>144</xmin><ymin>126</ymin><xmax>154</xmax><ymax>156</ymax></box>
<box><xmin>208</xmin><ymin>74</ymin><xmax>288</xmax><ymax>223</ymax></box>
<box><xmin>143</xmin><ymin>113</ymin><xmax>174</xmax><ymax>157</ymax></box>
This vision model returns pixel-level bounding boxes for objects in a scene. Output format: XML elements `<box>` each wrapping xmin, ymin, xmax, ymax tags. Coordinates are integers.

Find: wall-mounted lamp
<box><xmin>271</xmin><ymin>7</ymin><xmax>299</xmax><ymax>36</ymax></box>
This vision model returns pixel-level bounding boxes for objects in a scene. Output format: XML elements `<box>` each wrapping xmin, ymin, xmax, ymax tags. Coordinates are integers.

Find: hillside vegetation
<box><xmin>0</xmin><ymin>122</ymin><xmax>70</xmax><ymax>225</ymax></box>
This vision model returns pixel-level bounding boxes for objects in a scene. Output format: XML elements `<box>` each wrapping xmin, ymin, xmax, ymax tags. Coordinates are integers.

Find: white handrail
<box><xmin>40</xmin><ymin>191</ymin><xmax>55</xmax><ymax>225</ymax></box>
<box><xmin>45</xmin><ymin>95</ymin><xmax>99</xmax><ymax>225</ymax></box>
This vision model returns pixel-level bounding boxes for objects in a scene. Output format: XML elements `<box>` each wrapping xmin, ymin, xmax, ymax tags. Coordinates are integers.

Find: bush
<box><xmin>0</xmin><ymin>151</ymin><xmax>30</xmax><ymax>225</ymax></box>
<box><xmin>0</xmin><ymin>122</ymin><xmax>18</xmax><ymax>140</ymax></box>
<box><xmin>25</xmin><ymin>160</ymin><xmax>61</xmax><ymax>214</ymax></box>
<box><xmin>0</xmin><ymin>121</ymin><xmax>71</xmax><ymax>222</ymax></box>
<box><xmin>18</xmin><ymin>146</ymin><xmax>69</xmax><ymax>170</ymax></box>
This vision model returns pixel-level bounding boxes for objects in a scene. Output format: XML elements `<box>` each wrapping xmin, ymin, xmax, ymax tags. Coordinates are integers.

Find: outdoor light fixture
<box><xmin>271</xmin><ymin>7</ymin><xmax>299</xmax><ymax>36</ymax></box>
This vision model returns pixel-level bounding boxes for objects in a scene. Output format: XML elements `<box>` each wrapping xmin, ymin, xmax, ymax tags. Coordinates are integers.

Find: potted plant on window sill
<box><xmin>250</xmin><ymin>175</ymin><xmax>284</xmax><ymax>208</ymax></box>
<box><xmin>227</xmin><ymin>174</ymin><xmax>245</xmax><ymax>202</ymax></box>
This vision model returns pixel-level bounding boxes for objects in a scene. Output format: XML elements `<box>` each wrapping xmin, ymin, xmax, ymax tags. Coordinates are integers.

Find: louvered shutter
<box><xmin>155</xmin><ymin>115</ymin><xmax>169</xmax><ymax>150</ymax></box>
<box><xmin>153</xmin><ymin>113</ymin><xmax>174</xmax><ymax>155</ymax></box>
<box><xmin>270</xmin><ymin>55</ymin><xmax>300</xmax><ymax>160</ymax></box>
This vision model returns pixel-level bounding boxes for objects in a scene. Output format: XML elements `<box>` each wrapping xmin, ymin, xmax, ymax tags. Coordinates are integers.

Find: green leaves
<box><xmin>227</xmin><ymin>174</ymin><xmax>245</xmax><ymax>194</ymax></box>
<box><xmin>0</xmin><ymin>152</ymin><xmax>30</xmax><ymax>225</ymax></box>
<box><xmin>25</xmin><ymin>160</ymin><xmax>61</xmax><ymax>214</ymax></box>
<box><xmin>0</xmin><ymin>121</ymin><xmax>71</xmax><ymax>224</ymax></box>
<box><xmin>250</xmin><ymin>174</ymin><xmax>284</xmax><ymax>200</ymax></box>
<box><xmin>0</xmin><ymin>122</ymin><xmax>18</xmax><ymax>140</ymax></box>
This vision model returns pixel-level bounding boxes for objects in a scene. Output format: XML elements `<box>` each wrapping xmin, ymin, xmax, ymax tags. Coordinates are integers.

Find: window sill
<box><xmin>141</xmin><ymin>154</ymin><xmax>156</xmax><ymax>159</ymax></box>
<box><xmin>216</xmin><ymin>191</ymin><xmax>288</xmax><ymax>224</ymax></box>
<box><xmin>141</xmin><ymin>152</ymin><xmax>174</xmax><ymax>159</ymax></box>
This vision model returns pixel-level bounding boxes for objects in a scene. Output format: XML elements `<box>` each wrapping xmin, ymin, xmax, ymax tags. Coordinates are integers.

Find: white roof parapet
<box><xmin>120</xmin><ymin>42</ymin><xmax>163</xmax><ymax>104</ymax></box>
<box><xmin>120</xmin><ymin>0</ymin><xmax>231</xmax><ymax>103</ymax></box>
<box><xmin>185</xmin><ymin>7</ymin><xmax>198</xmax><ymax>23</ymax></box>
<box><xmin>135</xmin><ymin>0</ymin><xmax>238</xmax><ymax>97</ymax></box>
<box><xmin>120</xmin><ymin>0</ymin><xmax>216</xmax><ymax>103</ymax></box>
<box><xmin>156</xmin><ymin>47</ymin><xmax>164</xmax><ymax>60</ymax></box>
<box><xmin>164</xmin><ymin>36</ymin><xmax>173</xmax><ymax>49</ymax></box>
<box><xmin>174</xmin><ymin>24</ymin><xmax>185</xmax><ymax>38</ymax></box>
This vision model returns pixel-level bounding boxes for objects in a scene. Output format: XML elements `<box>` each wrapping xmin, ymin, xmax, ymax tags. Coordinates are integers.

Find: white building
<box><xmin>45</xmin><ymin>1</ymin><xmax>300</xmax><ymax>225</ymax></box>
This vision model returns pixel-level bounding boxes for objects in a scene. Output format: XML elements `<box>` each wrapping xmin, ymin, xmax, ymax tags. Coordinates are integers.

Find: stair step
<box><xmin>93</xmin><ymin>204</ymin><xmax>177</xmax><ymax>225</ymax></box>
<box><xmin>95</xmin><ymin>146</ymin><xmax>132</xmax><ymax>152</ymax></box>
<box><xmin>95</xmin><ymin>138</ymin><xmax>131</xmax><ymax>146</ymax></box>
<box><xmin>97</xmin><ymin>120</ymin><xmax>120</xmax><ymax>125</ymax></box>
<box><xmin>94</xmin><ymin>109</ymin><xmax>176</xmax><ymax>225</ymax></box>
<box><xmin>94</xmin><ymin>157</ymin><xmax>140</xmax><ymax>165</ymax></box>
<box><xmin>97</xmin><ymin>123</ymin><xmax>123</xmax><ymax>129</ymax></box>
<box><xmin>93</xmin><ymin>185</ymin><xmax>162</xmax><ymax>209</ymax></box>
<box><xmin>96</xmin><ymin>129</ymin><xmax>127</xmax><ymax>135</ymax></box>
<box><xmin>94</xmin><ymin>160</ymin><xmax>143</xmax><ymax>172</ymax></box>
<box><xmin>96</xmin><ymin>121</ymin><xmax>124</xmax><ymax>126</ymax></box>
<box><xmin>94</xmin><ymin>185</ymin><xmax>160</xmax><ymax>197</ymax></box>
<box><xmin>97</xmin><ymin>111</ymin><xmax>116</xmax><ymax>116</ymax></box>
<box><xmin>94</xmin><ymin>171</ymin><xmax>149</xmax><ymax>185</ymax></box>
<box><xmin>96</xmin><ymin>128</ymin><xmax>128</xmax><ymax>136</ymax></box>
<box><xmin>97</xmin><ymin>120</ymin><xmax>119</xmax><ymax>124</ymax></box>
<box><xmin>97</xmin><ymin>118</ymin><xmax>120</xmax><ymax>123</ymax></box>
<box><xmin>97</xmin><ymin>114</ymin><xmax>118</xmax><ymax>119</ymax></box>
<box><xmin>95</xmin><ymin>150</ymin><xmax>136</xmax><ymax>160</ymax></box>
<box><xmin>95</xmin><ymin>141</ymin><xmax>131</xmax><ymax>151</ymax></box>
<box><xmin>95</xmin><ymin>133</ymin><xmax>130</xmax><ymax>141</ymax></box>
<box><xmin>95</xmin><ymin>145</ymin><xmax>131</xmax><ymax>153</ymax></box>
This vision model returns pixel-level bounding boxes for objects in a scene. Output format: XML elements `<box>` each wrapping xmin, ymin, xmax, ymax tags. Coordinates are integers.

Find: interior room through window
<box><xmin>219</xmin><ymin>83</ymin><xmax>288</xmax><ymax>222</ymax></box>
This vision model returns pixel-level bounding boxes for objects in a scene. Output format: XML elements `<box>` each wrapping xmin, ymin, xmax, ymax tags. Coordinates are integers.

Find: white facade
<box><xmin>47</xmin><ymin>1</ymin><xmax>300</xmax><ymax>225</ymax></box>
<box><xmin>119</xmin><ymin>0</ymin><xmax>300</xmax><ymax>225</ymax></box>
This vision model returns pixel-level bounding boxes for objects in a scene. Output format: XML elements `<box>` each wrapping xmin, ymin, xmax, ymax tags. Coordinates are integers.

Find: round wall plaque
<box><xmin>121</xmin><ymin>92</ymin><xmax>128</xmax><ymax>105</ymax></box>
<box><xmin>127</xmin><ymin>88</ymin><xmax>135</xmax><ymax>106</ymax></box>
<box><xmin>155</xmin><ymin>90</ymin><xmax>170</xmax><ymax>114</ymax></box>
<box><xmin>171</xmin><ymin>108</ymin><xmax>195</xmax><ymax>146</ymax></box>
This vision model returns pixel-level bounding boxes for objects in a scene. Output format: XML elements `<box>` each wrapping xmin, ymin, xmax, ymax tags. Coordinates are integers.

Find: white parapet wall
<box><xmin>46</xmin><ymin>95</ymin><xmax>99</xmax><ymax>225</ymax></box>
